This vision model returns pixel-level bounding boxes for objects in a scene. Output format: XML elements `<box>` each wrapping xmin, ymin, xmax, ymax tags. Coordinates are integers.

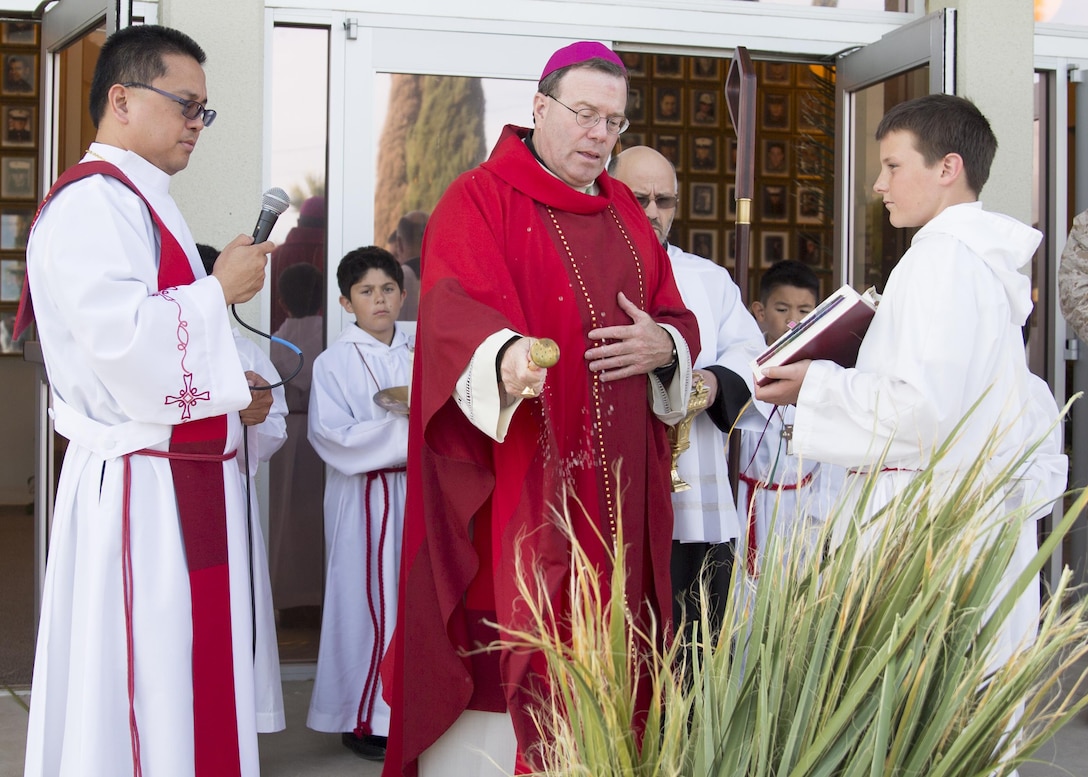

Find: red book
<box><xmin>752</xmin><ymin>284</ymin><xmax>880</xmax><ymax>387</ymax></box>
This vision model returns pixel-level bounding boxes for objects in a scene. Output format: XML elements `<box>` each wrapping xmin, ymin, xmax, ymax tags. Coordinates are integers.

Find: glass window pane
<box><xmin>849</xmin><ymin>66</ymin><xmax>928</xmax><ymax>291</ymax></box>
<box><xmin>268</xmin><ymin>24</ymin><xmax>329</xmax><ymax>661</ymax></box>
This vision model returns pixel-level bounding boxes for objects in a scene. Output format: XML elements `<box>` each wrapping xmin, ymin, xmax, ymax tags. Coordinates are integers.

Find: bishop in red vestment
<box><xmin>383</xmin><ymin>42</ymin><xmax>700</xmax><ymax>777</ymax></box>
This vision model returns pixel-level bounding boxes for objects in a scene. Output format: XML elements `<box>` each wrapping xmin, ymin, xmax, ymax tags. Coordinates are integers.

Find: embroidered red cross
<box><xmin>166</xmin><ymin>372</ymin><xmax>211</xmax><ymax>421</ymax></box>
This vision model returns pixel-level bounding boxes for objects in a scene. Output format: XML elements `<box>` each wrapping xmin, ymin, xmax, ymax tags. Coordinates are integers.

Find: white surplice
<box><xmin>737</xmin><ymin>402</ymin><xmax>842</xmax><ymax>573</ymax></box>
<box><xmin>791</xmin><ymin>202</ymin><xmax>1064</xmax><ymax>667</ymax></box>
<box><xmin>232</xmin><ymin>331</ymin><xmax>288</xmax><ymax>733</ymax></box>
<box><xmin>24</xmin><ymin>144</ymin><xmax>264</xmax><ymax>776</ymax></box>
<box><xmin>666</xmin><ymin>243</ymin><xmax>767</xmax><ymax>544</ymax></box>
<box><xmin>306</xmin><ymin>321</ymin><xmax>414</xmax><ymax>736</ymax></box>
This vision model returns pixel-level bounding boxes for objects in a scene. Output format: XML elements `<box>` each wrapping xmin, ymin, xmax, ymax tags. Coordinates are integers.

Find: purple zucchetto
<box><xmin>539</xmin><ymin>41</ymin><xmax>627</xmax><ymax>82</ymax></box>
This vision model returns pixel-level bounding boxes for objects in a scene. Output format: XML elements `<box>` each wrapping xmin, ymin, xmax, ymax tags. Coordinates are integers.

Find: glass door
<box><xmin>833</xmin><ymin>8</ymin><xmax>955</xmax><ymax>290</ymax></box>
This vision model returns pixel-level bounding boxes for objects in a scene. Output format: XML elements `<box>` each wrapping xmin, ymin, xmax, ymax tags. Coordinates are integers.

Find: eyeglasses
<box><xmin>547</xmin><ymin>95</ymin><xmax>629</xmax><ymax>135</ymax></box>
<box><xmin>633</xmin><ymin>193</ymin><xmax>679</xmax><ymax>210</ymax></box>
<box><xmin>123</xmin><ymin>82</ymin><xmax>217</xmax><ymax>127</ymax></box>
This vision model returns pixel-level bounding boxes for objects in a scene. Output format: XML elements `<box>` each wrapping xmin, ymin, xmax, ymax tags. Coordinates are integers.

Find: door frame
<box><xmin>832</xmin><ymin>8</ymin><xmax>955</xmax><ymax>288</ymax></box>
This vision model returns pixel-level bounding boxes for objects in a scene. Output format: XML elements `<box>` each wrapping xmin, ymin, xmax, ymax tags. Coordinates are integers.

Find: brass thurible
<box><xmin>667</xmin><ymin>373</ymin><xmax>710</xmax><ymax>492</ymax></box>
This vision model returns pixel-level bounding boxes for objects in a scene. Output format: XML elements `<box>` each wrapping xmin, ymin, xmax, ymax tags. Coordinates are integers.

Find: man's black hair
<box><xmin>759</xmin><ymin>259</ymin><xmax>820</xmax><ymax>304</ymax></box>
<box><xmin>89</xmin><ymin>25</ymin><xmax>206</xmax><ymax>129</ymax></box>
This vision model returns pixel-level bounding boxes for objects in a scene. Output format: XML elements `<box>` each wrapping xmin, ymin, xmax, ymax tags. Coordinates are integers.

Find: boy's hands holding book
<box><xmin>754</xmin><ymin>360</ymin><xmax>811</xmax><ymax>406</ymax></box>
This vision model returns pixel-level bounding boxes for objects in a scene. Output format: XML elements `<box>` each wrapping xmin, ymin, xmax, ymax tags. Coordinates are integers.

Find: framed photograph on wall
<box><xmin>2</xmin><ymin>104</ymin><xmax>35</xmax><ymax>148</ymax></box>
<box><xmin>761</xmin><ymin>138</ymin><xmax>789</xmax><ymax>177</ymax></box>
<box><xmin>691</xmin><ymin>135</ymin><xmax>718</xmax><ymax>173</ymax></box>
<box><xmin>619</xmin><ymin>51</ymin><xmax>646</xmax><ymax>76</ymax></box>
<box><xmin>689</xmin><ymin>228</ymin><xmax>718</xmax><ymax>262</ymax></box>
<box><xmin>761</xmin><ymin>90</ymin><xmax>791</xmax><ymax>131</ymax></box>
<box><xmin>797</xmin><ymin>141</ymin><xmax>822</xmax><ymax>179</ymax></box>
<box><xmin>2</xmin><ymin>21</ymin><xmax>39</xmax><ymax>46</ymax></box>
<box><xmin>724</xmin><ymin>229</ymin><xmax>736</xmax><ymax>268</ymax></box>
<box><xmin>689</xmin><ymin>182</ymin><xmax>717</xmax><ymax>220</ymax></box>
<box><xmin>798</xmin><ymin>91</ymin><xmax>828</xmax><ymax>132</ymax></box>
<box><xmin>691</xmin><ymin>89</ymin><xmax>719</xmax><ymax>127</ymax></box>
<box><xmin>760</xmin><ymin>184</ymin><xmax>788</xmax><ymax>222</ymax></box>
<box><xmin>1</xmin><ymin>157</ymin><xmax>35</xmax><ymax>199</ymax></box>
<box><xmin>2</xmin><ymin>52</ymin><xmax>38</xmax><ymax>97</ymax></box>
<box><xmin>654</xmin><ymin>86</ymin><xmax>683</xmax><ymax>125</ymax></box>
<box><xmin>761</xmin><ymin>231</ymin><xmax>789</xmax><ymax>267</ymax></box>
<box><xmin>653</xmin><ymin>54</ymin><xmax>682</xmax><ymax>78</ymax></box>
<box><xmin>655</xmin><ymin>133</ymin><xmax>682</xmax><ymax>172</ymax></box>
<box><xmin>797</xmin><ymin>231</ymin><xmax>824</xmax><ymax>266</ymax></box>
<box><xmin>762</xmin><ymin>61</ymin><xmax>792</xmax><ymax>86</ymax></box>
<box><xmin>1</xmin><ymin>258</ymin><xmax>26</xmax><ymax>302</ymax></box>
<box><xmin>0</xmin><ymin>207</ymin><xmax>32</xmax><ymax>250</ymax></box>
<box><xmin>797</xmin><ymin>186</ymin><xmax>824</xmax><ymax>224</ymax></box>
<box><xmin>691</xmin><ymin>57</ymin><xmax>722</xmax><ymax>81</ymax></box>
<box><xmin>726</xmin><ymin>184</ymin><xmax>737</xmax><ymax>218</ymax></box>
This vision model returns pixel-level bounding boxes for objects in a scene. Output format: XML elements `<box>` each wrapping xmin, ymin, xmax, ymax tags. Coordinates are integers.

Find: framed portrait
<box><xmin>762</xmin><ymin>61</ymin><xmax>792</xmax><ymax>86</ymax></box>
<box><xmin>655</xmin><ymin>133</ymin><xmax>682</xmax><ymax>172</ymax></box>
<box><xmin>1</xmin><ymin>258</ymin><xmax>26</xmax><ymax>302</ymax></box>
<box><xmin>797</xmin><ymin>141</ymin><xmax>823</xmax><ymax>178</ymax></box>
<box><xmin>725</xmin><ymin>137</ymin><xmax>738</xmax><ymax>174</ymax></box>
<box><xmin>626</xmin><ymin>86</ymin><xmax>646</xmax><ymax>124</ymax></box>
<box><xmin>726</xmin><ymin>184</ymin><xmax>737</xmax><ymax>218</ymax></box>
<box><xmin>761</xmin><ymin>138</ymin><xmax>790</xmax><ymax>177</ymax></box>
<box><xmin>761</xmin><ymin>231</ymin><xmax>789</xmax><ymax>267</ymax></box>
<box><xmin>797</xmin><ymin>186</ymin><xmax>825</xmax><ymax>224</ymax></box>
<box><xmin>2</xmin><ymin>52</ymin><xmax>38</xmax><ymax>97</ymax></box>
<box><xmin>1</xmin><ymin>157</ymin><xmax>35</xmax><ymax>199</ymax></box>
<box><xmin>0</xmin><ymin>307</ymin><xmax>29</xmax><ymax>355</ymax></box>
<box><xmin>689</xmin><ymin>229</ymin><xmax>718</xmax><ymax>262</ymax></box>
<box><xmin>797</xmin><ymin>231</ymin><xmax>825</xmax><ymax>266</ymax></box>
<box><xmin>2</xmin><ymin>21</ymin><xmax>39</xmax><ymax>46</ymax></box>
<box><xmin>760</xmin><ymin>184</ymin><xmax>788</xmax><ymax>222</ymax></box>
<box><xmin>618</xmin><ymin>51</ymin><xmax>646</xmax><ymax>76</ymax></box>
<box><xmin>653</xmin><ymin>54</ymin><xmax>683</xmax><ymax>79</ymax></box>
<box><xmin>619</xmin><ymin>132</ymin><xmax>645</xmax><ymax>152</ymax></box>
<box><xmin>2</xmin><ymin>105</ymin><xmax>35</xmax><ymax>148</ymax></box>
<box><xmin>761</xmin><ymin>90</ymin><xmax>791</xmax><ymax>131</ymax></box>
<box><xmin>689</xmin><ymin>182</ymin><xmax>718</xmax><ymax>221</ymax></box>
<box><xmin>0</xmin><ymin>207</ymin><xmax>33</xmax><ymax>250</ymax></box>
<box><xmin>691</xmin><ymin>135</ymin><xmax>718</xmax><ymax>173</ymax></box>
<box><xmin>798</xmin><ymin>91</ymin><xmax>829</xmax><ymax>133</ymax></box>
<box><xmin>691</xmin><ymin>89</ymin><xmax>719</xmax><ymax>127</ymax></box>
<box><xmin>691</xmin><ymin>57</ymin><xmax>722</xmax><ymax>81</ymax></box>
<box><xmin>653</xmin><ymin>86</ymin><xmax>683</xmax><ymax>125</ymax></box>
<box><xmin>724</xmin><ymin>229</ymin><xmax>736</xmax><ymax>268</ymax></box>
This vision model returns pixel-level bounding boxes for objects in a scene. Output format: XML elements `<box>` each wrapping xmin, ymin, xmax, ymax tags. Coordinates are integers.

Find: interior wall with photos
<box><xmin>616</xmin><ymin>52</ymin><xmax>835</xmax><ymax>304</ymax></box>
<box><xmin>1</xmin><ymin>18</ymin><xmax>39</xmax><ymax>357</ymax></box>
<box><xmin>0</xmin><ymin>17</ymin><xmax>39</xmax><ymax>506</ymax></box>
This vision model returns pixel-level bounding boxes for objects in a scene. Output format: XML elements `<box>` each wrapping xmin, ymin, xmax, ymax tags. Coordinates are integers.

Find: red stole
<box><xmin>21</xmin><ymin>162</ymin><xmax>242</xmax><ymax>776</ymax></box>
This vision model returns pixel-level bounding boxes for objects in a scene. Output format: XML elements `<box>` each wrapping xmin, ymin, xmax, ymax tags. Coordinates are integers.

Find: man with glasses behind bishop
<box><xmin>16</xmin><ymin>24</ymin><xmax>280</xmax><ymax>777</ymax></box>
<box><xmin>383</xmin><ymin>41</ymin><xmax>700</xmax><ymax>777</ymax></box>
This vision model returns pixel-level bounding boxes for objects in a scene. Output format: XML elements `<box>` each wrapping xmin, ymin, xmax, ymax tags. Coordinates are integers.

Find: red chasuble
<box><xmin>383</xmin><ymin>126</ymin><xmax>699</xmax><ymax>776</ymax></box>
<box><xmin>19</xmin><ymin>162</ymin><xmax>242</xmax><ymax>777</ymax></box>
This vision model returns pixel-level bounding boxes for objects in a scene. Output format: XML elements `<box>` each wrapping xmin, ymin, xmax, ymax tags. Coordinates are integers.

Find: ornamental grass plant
<box><xmin>496</xmin><ymin>425</ymin><xmax>1088</xmax><ymax>777</ymax></box>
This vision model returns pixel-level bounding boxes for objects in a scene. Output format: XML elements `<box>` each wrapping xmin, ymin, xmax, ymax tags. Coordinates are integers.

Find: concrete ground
<box><xmin>3</xmin><ymin>655</ymin><xmax>1086</xmax><ymax>776</ymax></box>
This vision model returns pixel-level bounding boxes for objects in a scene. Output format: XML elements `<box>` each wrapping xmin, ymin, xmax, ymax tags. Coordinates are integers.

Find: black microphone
<box><xmin>252</xmin><ymin>187</ymin><xmax>291</xmax><ymax>243</ymax></box>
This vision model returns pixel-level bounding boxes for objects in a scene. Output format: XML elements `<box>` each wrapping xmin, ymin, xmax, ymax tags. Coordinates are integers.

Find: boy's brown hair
<box><xmin>875</xmin><ymin>94</ymin><xmax>996</xmax><ymax>196</ymax></box>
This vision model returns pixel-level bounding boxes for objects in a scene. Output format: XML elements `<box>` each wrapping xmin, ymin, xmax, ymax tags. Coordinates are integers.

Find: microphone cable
<box><xmin>231</xmin><ymin>305</ymin><xmax>304</xmax><ymax>389</ymax></box>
